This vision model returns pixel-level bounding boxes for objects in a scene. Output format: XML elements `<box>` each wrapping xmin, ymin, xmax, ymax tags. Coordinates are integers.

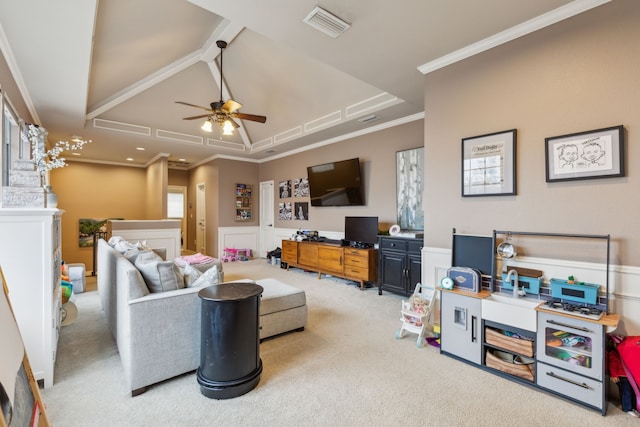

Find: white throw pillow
<box><xmin>183</xmin><ymin>264</ymin><xmax>202</xmax><ymax>287</ymax></box>
<box><xmin>190</xmin><ymin>265</ymin><xmax>219</xmax><ymax>288</ymax></box>
<box><xmin>114</xmin><ymin>239</ymin><xmax>137</xmax><ymax>254</ymax></box>
<box><xmin>135</xmin><ymin>251</ymin><xmax>185</xmax><ymax>293</ymax></box>
<box><xmin>108</xmin><ymin>235</ymin><xmax>125</xmax><ymax>247</ymax></box>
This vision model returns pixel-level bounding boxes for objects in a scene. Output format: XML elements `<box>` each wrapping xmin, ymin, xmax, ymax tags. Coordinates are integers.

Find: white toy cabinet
<box><xmin>0</xmin><ymin>208</ymin><xmax>62</xmax><ymax>388</ymax></box>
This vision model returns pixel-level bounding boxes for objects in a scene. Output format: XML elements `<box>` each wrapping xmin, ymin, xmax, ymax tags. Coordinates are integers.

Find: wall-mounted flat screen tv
<box><xmin>307</xmin><ymin>158</ymin><xmax>364</xmax><ymax>206</ymax></box>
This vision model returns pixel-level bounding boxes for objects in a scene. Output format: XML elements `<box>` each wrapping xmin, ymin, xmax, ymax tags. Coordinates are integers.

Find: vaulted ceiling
<box><xmin>0</xmin><ymin>0</ymin><xmax>609</xmax><ymax>169</ymax></box>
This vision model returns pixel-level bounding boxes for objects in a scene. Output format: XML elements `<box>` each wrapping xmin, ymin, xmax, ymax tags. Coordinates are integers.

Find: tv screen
<box><xmin>451</xmin><ymin>234</ymin><xmax>495</xmax><ymax>277</ymax></box>
<box><xmin>307</xmin><ymin>158</ymin><xmax>364</xmax><ymax>206</ymax></box>
<box><xmin>345</xmin><ymin>216</ymin><xmax>378</xmax><ymax>246</ymax></box>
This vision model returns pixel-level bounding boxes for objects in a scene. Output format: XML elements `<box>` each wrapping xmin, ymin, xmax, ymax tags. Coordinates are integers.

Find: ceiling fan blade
<box><xmin>183</xmin><ymin>114</ymin><xmax>211</xmax><ymax>120</ymax></box>
<box><xmin>175</xmin><ymin>101</ymin><xmax>214</xmax><ymax>112</ymax></box>
<box><xmin>222</xmin><ymin>99</ymin><xmax>242</xmax><ymax>113</ymax></box>
<box><xmin>233</xmin><ymin>112</ymin><xmax>267</xmax><ymax>123</ymax></box>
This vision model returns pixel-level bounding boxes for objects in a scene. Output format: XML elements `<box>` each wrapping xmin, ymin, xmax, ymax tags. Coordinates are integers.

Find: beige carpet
<box><xmin>41</xmin><ymin>260</ymin><xmax>633</xmax><ymax>426</ymax></box>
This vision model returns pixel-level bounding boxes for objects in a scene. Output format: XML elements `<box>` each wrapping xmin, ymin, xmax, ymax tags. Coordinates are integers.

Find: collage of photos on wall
<box><xmin>279</xmin><ymin>178</ymin><xmax>309</xmax><ymax>221</ymax></box>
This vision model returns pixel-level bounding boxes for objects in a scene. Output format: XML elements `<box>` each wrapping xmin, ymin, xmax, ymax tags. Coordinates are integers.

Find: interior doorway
<box><xmin>259</xmin><ymin>180</ymin><xmax>275</xmax><ymax>259</ymax></box>
<box><xmin>196</xmin><ymin>183</ymin><xmax>206</xmax><ymax>254</ymax></box>
<box><xmin>167</xmin><ymin>185</ymin><xmax>187</xmax><ymax>251</ymax></box>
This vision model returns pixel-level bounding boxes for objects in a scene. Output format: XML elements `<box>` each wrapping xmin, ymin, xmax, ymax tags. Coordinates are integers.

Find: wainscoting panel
<box><xmin>218</xmin><ymin>227</ymin><xmax>259</xmax><ymax>259</ymax></box>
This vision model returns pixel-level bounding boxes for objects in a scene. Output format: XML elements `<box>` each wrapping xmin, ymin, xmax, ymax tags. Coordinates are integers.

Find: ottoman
<box><xmin>255</xmin><ymin>278</ymin><xmax>307</xmax><ymax>340</ymax></box>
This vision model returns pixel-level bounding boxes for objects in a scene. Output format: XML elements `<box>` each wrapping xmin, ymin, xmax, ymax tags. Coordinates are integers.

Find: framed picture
<box><xmin>294</xmin><ymin>178</ymin><xmax>309</xmax><ymax>197</ymax></box>
<box><xmin>462</xmin><ymin>129</ymin><xmax>516</xmax><ymax>197</ymax></box>
<box><xmin>397</xmin><ymin>147</ymin><xmax>424</xmax><ymax>230</ymax></box>
<box><xmin>294</xmin><ymin>202</ymin><xmax>309</xmax><ymax>220</ymax></box>
<box><xmin>545</xmin><ymin>125</ymin><xmax>624</xmax><ymax>182</ymax></box>
<box><xmin>278</xmin><ymin>202</ymin><xmax>292</xmax><ymax>220</ymax></box>
<box><xmin>279</xmin><ymin>180</ymin><xmax>291</xmax><ymax>198</ymax></box>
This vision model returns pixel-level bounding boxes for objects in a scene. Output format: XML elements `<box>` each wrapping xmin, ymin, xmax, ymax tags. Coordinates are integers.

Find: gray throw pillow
<box><xmin>135</xmin><ymin>251</ymin><xmax>185</xmax><ymax>293</ymax></box>
<box><xmin>123</xmin><ymin>248</ymin><xmax>153</xmax><ymax>264</ymax></box>
<box><xmin>127</xmin><ymin>268</ymin><xmax>150</xmax><ymax>300</ymax></box>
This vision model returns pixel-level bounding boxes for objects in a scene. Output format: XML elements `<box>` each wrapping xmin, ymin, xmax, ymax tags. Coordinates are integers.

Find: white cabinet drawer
<box><xmin>536</xmin><ymin>362</ymin><xmax>603</xmax><ymax>410</ymax></box>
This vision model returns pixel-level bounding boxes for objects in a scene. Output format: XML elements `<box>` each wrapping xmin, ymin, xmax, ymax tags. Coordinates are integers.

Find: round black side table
<box><xmin>196</xmin><ymin>282</ymin><xmax>263</xmax><ymax>399</ymax></box>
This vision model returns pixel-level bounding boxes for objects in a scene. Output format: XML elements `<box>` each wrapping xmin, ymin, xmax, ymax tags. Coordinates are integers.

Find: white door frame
<box><xmin>259</xmin><ymin>180</ymin><xmax>275</xmax><ymax>258</ymax></box>
<box><xmin>196</xmin><ymin>183</ymin><xmax>206</xmax><ymax>254</ymax></box>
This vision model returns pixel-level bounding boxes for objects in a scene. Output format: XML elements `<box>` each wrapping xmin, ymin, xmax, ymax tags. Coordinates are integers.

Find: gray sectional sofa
<box><xmin>97</xmin><ymin>238</ymin><xmax>224</xmax><ymax>395</ymax></box>
<box><xmin>96</xmin><ymin>238</ymin><xmax>307</xmax><ymax>396</ymax></box>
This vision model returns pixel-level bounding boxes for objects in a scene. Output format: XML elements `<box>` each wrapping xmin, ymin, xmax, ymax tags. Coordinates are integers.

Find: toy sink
<box><xmin>482</xmin><ymin>294</ymin><xmax>540</xmax><ymax>332</ymax></box>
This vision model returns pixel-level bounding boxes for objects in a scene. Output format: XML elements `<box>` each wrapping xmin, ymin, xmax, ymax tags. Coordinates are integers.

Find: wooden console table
<box><xmin>282</xmin><ymin>240</ymin><xmax>377</xmax><ymax>290</ymax></box>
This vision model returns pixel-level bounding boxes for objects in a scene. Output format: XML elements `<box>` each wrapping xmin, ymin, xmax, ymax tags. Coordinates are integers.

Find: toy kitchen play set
<box><xmin>439</xmin><ymin>230</ymin><xmax>620</xmax><ymax>415</ymax></box>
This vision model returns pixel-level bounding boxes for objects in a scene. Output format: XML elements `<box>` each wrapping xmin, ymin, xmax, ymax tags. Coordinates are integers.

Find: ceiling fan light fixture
<box><xmin>222</xmin><ymin>119</ymin><xmax>234</xmax><ymax>135</ymax></box>
<box><xmin>303</xmin><ymin>6</ymin><xmax>351</xmax><ymax>38</ymax></box>
<box><xmin>201</xmin><ymin>118</ymin><xmax>213</xmax><ymax>132</ymax></box>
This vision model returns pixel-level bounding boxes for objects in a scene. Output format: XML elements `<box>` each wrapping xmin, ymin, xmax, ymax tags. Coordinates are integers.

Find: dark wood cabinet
<box><xmin>377</xmin><ymin>236</ymin><xmax>423</xmax><ymax>296</ymax></box>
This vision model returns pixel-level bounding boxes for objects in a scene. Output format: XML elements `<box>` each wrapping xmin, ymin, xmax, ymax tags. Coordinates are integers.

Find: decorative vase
<box><xmin>44</xmin><ymin>185</ymin><xmax>58</xmax><ymax>208</ymax></box>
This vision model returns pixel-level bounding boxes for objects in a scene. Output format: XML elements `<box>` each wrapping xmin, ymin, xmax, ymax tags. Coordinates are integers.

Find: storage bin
<box><xmin>485</xmin><ymin>327</ymin><xmax>534</xmax><ymax>357</ymax></box>
<box><xmin>485</xmin><ymin>349</ymin><xmax>534</xmax><ymax>382</ymax></box>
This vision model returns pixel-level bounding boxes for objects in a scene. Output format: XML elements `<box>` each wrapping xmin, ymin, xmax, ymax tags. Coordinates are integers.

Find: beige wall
<box><xmin>168</xmin><ymin>169</ymin><xmax>189</xmax><ymax>187</ymax></box>
<box><xmin>259</xmin><ymin>119</ymin><xmax>424</xmax><ymax>232</ymax></box>
<box><xmin>145</xmin><ymin>157</ymin><xmax>167</xmax><ymax>218</ymax></box>
<box><xmin>187</xmin><ymin>160</ymin><xmax>220</xmax><ymax>255</ymax></box>
<box><xmin>50</xmin><ymin>162</ymin><xmax>147</xmax><ymax>270</ymax></box>
<box><xmin>218</xmin><ymin>159</ymin><xmax>259</xmax><ymax>227</ymax></box>
<box><xmin>424</xmin><ymin>0</ymin><xmax>640</xmax><ymax>266</ymax></box>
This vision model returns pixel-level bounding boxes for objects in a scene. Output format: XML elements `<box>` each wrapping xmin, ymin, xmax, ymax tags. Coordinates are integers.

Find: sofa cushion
<box><xmin>190</xmin><ymin>265</ymin><xmax>220</xmax><ymax>288</ymax></box>
<box><xmin>135</xmin><ymin>251</ymin><xmax>185</xmax><ymax>293</ymax></box>
<box><xmin>127</xmin><ymin>268</ymin><xmax>150</xmax><ymax>299</ymax></box>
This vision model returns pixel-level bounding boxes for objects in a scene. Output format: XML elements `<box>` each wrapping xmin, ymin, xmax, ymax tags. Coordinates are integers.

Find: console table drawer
<box><xmin>344</xmin><ymin>265</ymin><xmax>370</xmax><ymax>281</ymax></box>
<box><xmin>344</xmin><ymin>253</ymin><xmax>368</xmax><ymax>267</ymax></box>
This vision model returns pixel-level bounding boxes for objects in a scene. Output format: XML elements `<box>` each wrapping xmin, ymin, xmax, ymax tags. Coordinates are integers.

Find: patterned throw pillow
<box><xmin>183</xmin><ymin>264</ymin><xmax>202</xmax><ymax>287</ymax></box>
<box><xmin>190</xmin><ymin>265</ymin><xmax>219</xmax><ymax>288</ymax></box>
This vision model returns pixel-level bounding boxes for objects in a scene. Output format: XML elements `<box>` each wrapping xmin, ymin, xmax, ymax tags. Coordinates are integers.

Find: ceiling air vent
<box><xmin>168</xmin><ymin>160</ymin><xmax>190</xmax><ymax>169</ymax></box>
<box><xmin>358</xmin><ymin>114</ymin><xmax>379</xmax><ymax>124</ymax></box>
<box><xmin>303</xmin><ymin>6</ymin><xmax>351</xmax><ymax>38</ymax></box>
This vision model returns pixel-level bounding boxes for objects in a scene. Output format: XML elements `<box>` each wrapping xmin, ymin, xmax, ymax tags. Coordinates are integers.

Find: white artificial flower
<box><xmin>29</xmin><ymin>124</ymin><xmax>89</xmax><ymax>175</ymax></box>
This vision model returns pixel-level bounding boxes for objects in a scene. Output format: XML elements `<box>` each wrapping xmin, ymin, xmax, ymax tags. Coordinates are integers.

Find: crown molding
<box><xmin>418</xmin><ymin>0</ymin><xmax>611</xmax><ymax>75</ymax></box>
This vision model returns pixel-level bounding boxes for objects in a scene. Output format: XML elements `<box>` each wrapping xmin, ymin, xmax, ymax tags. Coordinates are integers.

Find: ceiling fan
<box><xmin>176</xmin><ymin>40</ymin><xmax>267</xmax><ymax>135</ymax></box>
